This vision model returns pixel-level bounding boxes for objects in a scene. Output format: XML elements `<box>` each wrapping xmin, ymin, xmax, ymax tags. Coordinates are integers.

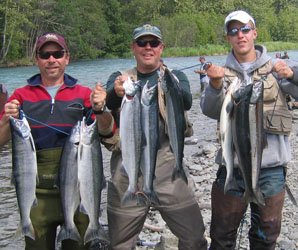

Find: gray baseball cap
<box><xmin>133</xmin><ymin>24</ymin><xmax>162</xmax><ymax>40</ymax></box>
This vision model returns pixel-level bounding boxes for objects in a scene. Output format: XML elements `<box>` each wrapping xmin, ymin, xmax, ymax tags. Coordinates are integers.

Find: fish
<box><xmin>249</xmin><ymin>81</ymin><xmax>266</xmax><ymax>206</ymax></box>
<box><xmin>220</xmin><ymin>78</ymin><xmax>240</xmax><ymax>194</ymax></box>
<box><xmin>10</xmin><ymin>110</ymin><xmax>38</xmax><ymax>240</ymax></box>
<box><xmin>232</xmin><ymin>83</ymin><xmax>264</xmax><ymax>205</ymax></box>
<box><xmin>140</xmin><ymin>81</ymin><xmax>160</xmax><ymax>205</ymax></box>
<box><xmin>120</xmin><ymin>78</ymin><xmax>145</xmax><ymax>205</ymax></box>
<box><xmin>231</xmin><ymin>84</ymin><xmax>255</xmax><ymax>204</ymax></box>
<box><xmin>57</xmin><ymin>121</ymin><xmax>81</xmax><ymax>243</ymax></box>
<box><xmin>160</xmin><ymin>68</ymin><xmax>188</xmax><ymax>184</ymax></box>
<box><xmin>78</xmin><ymin>117</ymin><xmax>107</xmax><ymax>245</ymax></box>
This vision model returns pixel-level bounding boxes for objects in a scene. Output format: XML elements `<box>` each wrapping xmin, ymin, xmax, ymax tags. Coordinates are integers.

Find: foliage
<box><xmin>0</xmin><ymin>0</ymin><xmax>297</xmax><ymax>64</ymax></box>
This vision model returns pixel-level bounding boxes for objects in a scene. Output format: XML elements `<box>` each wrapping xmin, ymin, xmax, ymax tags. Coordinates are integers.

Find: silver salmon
<box><xmin>232</xmin><ymin>84</ymin><xmax>256</xmax><ymax>204</ymax></box>
<box><xmin>160</xmin><ymin>68</ymin><xmax>187</xmax><ymax>184</ymax></box>
<box><xmin>10</xmin><ymin>111</ymin><xmax>38</xmax><ymax>240</ymax></box>
<box><xmin>57</xmin><ymin>121</ymin><xmax>81</xmax><ymax>242</ymax></box>
<box><xmin>120</xmin><ymin>79</ymin><xmax>144</xmax><ymax>205</ymax></box>
<box><xmin>249</xmin><ymin>81</ymin><xmax>266</xmax><ymax>206</ymax></box>
<box><xmin>78</xmin><ymin>118</ymin><xmax>107</xmax><ymax>245</ymax></box>
<box><xmin>220</xmin><ymin>79</ymin><xmax>240</xmax><ymax>193</ymax></box>
<box><xmin>140</xmin><ymin>81</ymin><xmax>160</xmax><ymax>205</ymax></box>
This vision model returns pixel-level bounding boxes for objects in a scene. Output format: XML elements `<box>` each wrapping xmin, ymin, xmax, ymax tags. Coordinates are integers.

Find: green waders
<box><xmin>24</xmin><ymin>148</ymin><xmax>90</xmax><ymax>250</ymax></box>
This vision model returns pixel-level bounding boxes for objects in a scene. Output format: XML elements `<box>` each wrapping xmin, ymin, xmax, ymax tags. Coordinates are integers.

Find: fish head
<box><xmin>232</xmin><ymin>83</ymin><xmax>253</xmax><ymax>104</ymax></box>
<box><xmin>69</xmin><ymin>120</ymin><xmax>81</xmax><ymax>145</ymax></box>
<box><xmin>80</xmin><ymin>118</ymin><xmax>98</xmax><ymax>144</ymax></box>
<box><xmin>141</xmin><ymin>81</ymin><xmax>158</xmax><ymax>106</ymax></box>
<box><xmin>250</xmin><ymin>81</ymin><xmax>264</xmax><ymax>104</ymax></box>
<box><xmin>9</xmin><ymin>115</ymin><xmax>31</xmax><ymax>139</ymax></box>
<box><xmin>123</xmin><ymin>77</ymin><xmax>140</xmax><ymax>96</ymax></box>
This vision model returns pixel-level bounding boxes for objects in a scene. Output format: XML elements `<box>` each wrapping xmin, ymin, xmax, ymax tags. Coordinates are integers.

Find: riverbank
<box><xmin>1</xmin><ymin>41</ymin><xmax>298</xmax><ymax>68</ymax></box>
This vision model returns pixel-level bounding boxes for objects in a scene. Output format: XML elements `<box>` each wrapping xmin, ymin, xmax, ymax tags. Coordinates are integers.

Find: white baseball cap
<box><xmin>224</xmin><ymin>10</ymin><xmax>256</xmax><ymax>33</ymax></box>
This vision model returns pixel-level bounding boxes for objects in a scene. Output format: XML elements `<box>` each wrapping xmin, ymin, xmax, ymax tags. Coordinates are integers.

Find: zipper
<box><xmin>50</xmin><ymin>98</ymin><xmax>55</xmax><ymax>114</ymax></box>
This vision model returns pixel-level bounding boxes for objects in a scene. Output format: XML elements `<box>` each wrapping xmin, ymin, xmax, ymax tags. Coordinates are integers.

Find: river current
<box><xmin>0</xmin><ymin>50</ymin><xmax>297</xmax><ymax>249</ymax></box>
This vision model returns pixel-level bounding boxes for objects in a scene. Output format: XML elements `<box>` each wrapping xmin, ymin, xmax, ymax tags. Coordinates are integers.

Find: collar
<box><xmin>27</xmin><ymin>73</ymin><xmax>78</xmax><ymax>87</ymax></box>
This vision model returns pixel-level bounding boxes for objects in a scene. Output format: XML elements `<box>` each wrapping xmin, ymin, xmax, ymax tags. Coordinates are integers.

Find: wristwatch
<box><xmin>93</xmin><ymin>102</ymin><xmax>106</xmax><ymax>115</ymax></box>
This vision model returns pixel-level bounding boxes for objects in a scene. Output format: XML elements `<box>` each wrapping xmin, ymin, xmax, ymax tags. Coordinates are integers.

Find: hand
<box><xmin>114</xmin><ymin>75</ymin><xmax>127</xmax><ymax>97</ymax></box>
<box><xmin>90</xmin><ymin>82</ymin><xmax>106</xmax><ymax>111</ymax></box>
<box><xmin>206</xmin><ymin>64</ymin><xmax>225</xmax><ymax>89</ymax></box>
<box><xmin>273</xmin><ymin>60</ymin><xmax>294</xmax><ymax>80</ymax></box>
<box><xmin>4</xmin><ymin>99</ymin><xmax>20</xmax><ymax>119</ymax></box>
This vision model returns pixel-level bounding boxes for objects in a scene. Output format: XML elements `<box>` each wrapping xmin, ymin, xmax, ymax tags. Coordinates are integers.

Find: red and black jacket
<box><xmin>3</xmin><ymin>73</ymin><xmax>92</xmax><ymax>151</ymax></box>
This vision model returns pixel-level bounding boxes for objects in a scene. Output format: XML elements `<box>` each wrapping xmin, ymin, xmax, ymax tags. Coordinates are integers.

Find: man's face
<box><xmin>226</xmin><ymin>21</ymin><xmax>257</xmax><ymax>59</ymax></box>
<box><xmin>131</xmin><ymin>35</ymin><xmax>164</xmax><ymax>73</ymax></box>
<box><xmin>35</xmin><ymin>42</ymin><xmax>69</xmax><ymax>85</ymax></box>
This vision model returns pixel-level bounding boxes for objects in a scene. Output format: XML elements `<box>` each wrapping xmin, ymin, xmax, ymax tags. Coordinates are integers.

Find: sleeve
<box><xmin>106</xmin><ymin>71</ymin><xmax>123</xmax><ymax>110</ymax></box>
<box><xmin>272</xmin><ymin>58</ymin><xmax>298</xmax><ymax>98</ymax></box>
<box><xmin>172</xmin><ymin>70</ymin><xmax>192</xmax><ymax>110</ymax></box>
<box><xmin>200</xmin><ymin>81</ymin><xmax>225</xmax><ymax>120</ymax></box>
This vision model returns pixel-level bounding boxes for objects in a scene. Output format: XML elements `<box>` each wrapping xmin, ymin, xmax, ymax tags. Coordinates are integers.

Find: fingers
<box><xmin>207</xmin><ymin>65</ymin><xmax>225</xmax><ymax>89</ymax></box>
<box><xmin>273</xmin><ymin>61</ymin><xmax>294</xmax><ymax>80</ymax></box>
<box><xmin>4</xmin><ymin>99</ymin><xmax>20</xmax><ymax>118</ymax></box>
<box><xmin>91</xmin><ymin>82</ymin><xmax>106</xmax><ymax>111</ymax></box>
<box><xmin>114</xmin><ymin>76</ymin><xmax>127</xmax><ymax>97</ymax></box>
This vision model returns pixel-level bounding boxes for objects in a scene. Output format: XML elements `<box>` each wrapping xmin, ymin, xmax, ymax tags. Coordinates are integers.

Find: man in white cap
<box><xmin>200</xmin><ymin>10</ymin><xmax>298</xmax><ymax>249</ymax></box>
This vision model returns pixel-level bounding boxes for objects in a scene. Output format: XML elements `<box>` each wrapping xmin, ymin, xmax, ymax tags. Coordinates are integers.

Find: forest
<box><xmin>0</xmin><ymin>0</ymin><xmax>297</xmax><ymax>64</ymax></box>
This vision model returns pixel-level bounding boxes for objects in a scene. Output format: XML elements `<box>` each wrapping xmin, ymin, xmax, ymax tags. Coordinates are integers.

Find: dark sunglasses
<box><xmin>227</xmin><ymin>25</ymin><xmax>253</xmax><ymax>36</ymax></box>
<box><xmin>135</xmin><ymin>39</ymin><xmax>161</xmax><ymax>48</ymax></box>
<box><xmin>38</xmin><ymin>50</ymin><xmax>66</xmax><ymax>60</ymax></box>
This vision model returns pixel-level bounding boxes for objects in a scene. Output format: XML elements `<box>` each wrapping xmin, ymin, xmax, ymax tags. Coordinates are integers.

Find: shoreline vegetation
<box><xmin>1</xmin><ymin>41</ymin><xmax>298</xmax><ymax>68</ymax></box>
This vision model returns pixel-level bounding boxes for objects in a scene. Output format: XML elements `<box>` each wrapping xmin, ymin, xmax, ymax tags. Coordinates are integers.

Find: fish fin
<box><xmin>122</xmin><ymin>190</ymin><xmax>137</xmax><ymax>206</ymax></box>
<box><xmin>84</xmin><ymin>224</ymin><xmax>109</xmax><ymax>245</ymax></box>
<box><xmin>253</xmin><ymin>187</ymin><xmax>266</xmax><ymax>206</ymax></box>
<box><xmin>15</xmin><ymin>221</ymin><xmax>35</xmax><ymax>240</ymax></box>
<box><xmin>57</xmin><ymin>224</ymin><xmax>81</xmax><ymax>242</ymax></box>
<box><xmin>226</xmin><ymin>100</ymin><xmax>234</xmax><ymax>116</ymax></box>
<box><xmin>145</xmin><ymin>189</ymin><xmax>161</xmax><ymax>206</ymax></box>
<box><xmin>242</xmin><ymin>191</ymin><xmax>254</xmax><ymax>204</ymax></box>
<box><xmin>79</xmin><ymin>203</ymin><xmax>88</xmax><ymax>215</ymax></box>
<box><xmin>32</xmin><ymin>197</ymin><xmax>38</xmax><ymax>208</ymax></box>
<box><xmin>171</xmin><ymin>168</ymin><xmax>188</xmax><ymax>184</ymax></box>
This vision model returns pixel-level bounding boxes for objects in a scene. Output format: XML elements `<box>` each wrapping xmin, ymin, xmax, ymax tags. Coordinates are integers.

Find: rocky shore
<box><xmin>134</xmin><ymin>98</ymin><xmax>298</xmax><ymax>250</ymax></box>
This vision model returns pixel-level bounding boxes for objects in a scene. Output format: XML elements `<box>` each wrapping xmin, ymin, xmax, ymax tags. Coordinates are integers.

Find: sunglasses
<box><xmin>227</xmin><ymin>25</ymin><xmax>253</xmax><ymax>36</ymax></box>
<box><xmin>38</xmin><ymin>50</ymin><xmax>66</xmax><ymax>60</ymax></box>
<box><xmin>135</xmin><ymin>40</ymin><xmax>161</xmax><ymax>48</ymax></box>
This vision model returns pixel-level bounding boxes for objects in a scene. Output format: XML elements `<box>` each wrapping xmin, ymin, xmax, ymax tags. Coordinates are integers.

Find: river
<box><xmin>0</xmin><ymin>50</ymin><xmax>298</xmax><ymax>249</ymax></box>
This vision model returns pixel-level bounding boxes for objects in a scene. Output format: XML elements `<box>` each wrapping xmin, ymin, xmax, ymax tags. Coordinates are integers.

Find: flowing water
<box><xmin>0</xmin><ymin>50</ymin><xmax>297</xmax><ymax>249</ymax></box>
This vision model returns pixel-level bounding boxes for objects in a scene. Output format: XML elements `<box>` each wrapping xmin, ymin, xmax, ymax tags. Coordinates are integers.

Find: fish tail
<box><xmin>171</xmin><ymin>168</ymin><xmax>188</xmax><ymax>184</ymax></box>
<box><xmin>23</xmin><ymin>222</ymin><xmax>36</xmax><ymax>240</ymax></box>
<box><xmin>242</xmin><ymin>191</ymin><xmax>254</xmax><ymax>204</ymax></box>
<box><xmin>143</xmin><ymin>189</ymin><xmax>161</xmax><ymax>206</ymax></box>
<box><xmin>121</xmin><ymin>190</ymin><xmax>137</xmax><ymax>205</ymax></box>
<box><xmin>57</xmin><ymin>224</ymin><xmax>81</xmax><ymax>242</ymax></box>
<box><xmin>224</xmin><ymin>175</ymin><xmax>238</xmax><ymax>194</ymax></box>
<box><xmin>253</xmin><ymin>187</ymin><xmax>266</xmax><ymax>206</ymax></box>
<box><xmin>84</xmin><ymin>224</ymin><xmax>108</xmax><ymax>245</ymax></box>
<box><xmin>15</xmin><ymin>221</ymin><xmax>35</xmax><ymax>240</ymax></box>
